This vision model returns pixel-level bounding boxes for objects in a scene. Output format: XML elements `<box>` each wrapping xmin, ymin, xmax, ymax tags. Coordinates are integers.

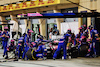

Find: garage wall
<box><xmin>19</xmin><ymin>19</ymin><xmax>26</xmax><ymax>34</ymax></box>
<box><xmin>61</xmin><ymin>22</ymin><xmax>78</xmax><ymax>35</ymax></box>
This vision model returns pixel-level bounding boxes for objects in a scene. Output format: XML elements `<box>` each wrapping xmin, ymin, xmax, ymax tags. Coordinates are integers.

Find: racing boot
<box><xmin>5</xmin><ymin>56</ymin><xmax>8</xmax><ymax>59</ymax></box>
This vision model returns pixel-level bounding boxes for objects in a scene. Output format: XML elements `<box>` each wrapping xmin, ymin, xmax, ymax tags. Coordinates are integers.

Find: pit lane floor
<box><xmin>0</xmin><ymin>48</ymin><xmax>100</xmax><ymax>67</ymax></box>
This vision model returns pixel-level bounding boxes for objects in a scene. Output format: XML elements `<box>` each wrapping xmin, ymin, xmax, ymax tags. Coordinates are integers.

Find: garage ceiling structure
<box><xmin>16</xmin><ymin>12</ymin><xmax>100</xmax><ymax>19</ymax></box>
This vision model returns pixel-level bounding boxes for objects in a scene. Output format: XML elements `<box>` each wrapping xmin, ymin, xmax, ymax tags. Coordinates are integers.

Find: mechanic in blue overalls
<box><xmin>35</xmin><ymin>41</ymin><xmax>47</xmax><ymax>59</ymax></box>
<box><xmin>0</xmin><ymin>30</ymin><xmax>2</xmax><ymax>36</ymax></box>
<box><xmin>0</xmin><ymin>30</ymin><xmax>3</xmax><ymax>49</ymax></box>
<box><xmin>52</xmin><ymin>25</ymin><xmax>59</xmax><ymax>35</ymax></box>
<box><xmin>67</xmin><ymin>29</ymin><xmax>75</xmax><ymax>45</ymax></box>
<box><xmin>2</xmin><ymin>27</ymin><xmax>10</xmax><ymax>59</ymax></box>
<box><xmin>36</xmin><ymin>34</ymin><xmax>48</xmax><ymax>43</ymax></box>
<box><xmin>53</xmin><ymin>29</ymin><xmax>70</xmax><ymax>60</ymax></box>
<box><xmin>88</xmin><ymin>25</ymin><xmax>99</xmax><ymax>57</ymax></box>
<box><xmin>22</xmin><ymin>29</ymin><xmax>33</xmax><ymax>59</ymax></box>
<box><xmin>27</xmin><ymin>29</ymin><xmax>33</xmax><ymax>44</ymax></box>
<box><xmin>83</xmin><ymin>25</ymin><xmax>89</xmax><ymax>37</ymax></box>
<box><xmin>80</xmin><ymin>25</ymin><xmax>89</xmax><ymax>46</ymax></box>
<box><xmin>35</xmin><ymin>35</ymin><xmax>48</xmax><ymax>59</ymax></box>
<box><xmin>75</xmin><ymin>27</ymin><xmax>83</xmax><ymax>46</ymax></box>
<box><xmin>77</xmin><ymin>26</ymin><xmax>85</xmax><ymax>49</ymax></box>
<box><xmin>7</xmin><ymin>39</ymin><xmax>16</xmax><ymax>52</ymax></box>
<box><xmin>17</xmin><ymin>33</ymin><xmax>25</xmax><ymax>59</ymax></box>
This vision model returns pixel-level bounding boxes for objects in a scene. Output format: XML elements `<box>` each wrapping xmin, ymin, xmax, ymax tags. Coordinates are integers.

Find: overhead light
<box><xmin>43</xmin><ymin>0</ymin><xmax>47</xmax><ymax>1</ymax></box>
<box><xmin>31</xmin><ymin>0</ymin><xmax>36</xmax><ymax>1</ymax></box>
<box><xmin>0</xmin><ymin>5</ymin><xmax>4</xmax><ymax>6</ymax></box>
<box><xmin>19</xmin><ymin>1</ymin><xmax>24</xmax><ymax>2</ymax></box>
<box><xmin>4</xmin><ymin>4</ymin><xmax>8</xmax><ymax>6</ymax></box>
<box><xmin>16</xmin><ymin>1</ymin><xmax>23</xmax><ymax>4</ymax></box>
<box><xmin>46</xmin><ymin>6</ymin><xmax>48</xmax><ymax>7</ymax></box>
<box><xmin>16</xmin><ymin>2</ymin><xmax>22</xmax><ymax>4</ymax></box>
<box><xmin>12</xmin><ymin>2</ymin><xmax>17</xmax><ymax>4</ymax></box>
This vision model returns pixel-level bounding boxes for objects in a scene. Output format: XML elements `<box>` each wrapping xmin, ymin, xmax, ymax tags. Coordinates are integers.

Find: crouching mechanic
<box><xmin>2</xmin><ymin>27</ymin><xmax>10</xmax><ymax>59</ymax></box>
<box><xmin>34</xmin><ymin>35</ymin><xmax>49</xmax><ymax>60</ymax></box>
<box><xmin>7</xmin><ymin>39</ymin><xmax>16</xmax><ymax>52</ymax></box>
<box><xmin>53</xmin><ymin>31</ymin><xmax>70</xmax><ymax>60</ymax></box>
<box><xmin>17</xmin><ymin>33</ymin><xmax>25</xmax><ymax>59</ymax></box>
<box><xmin>35</xmin><ymin>41</ymin><xmax>47</xmax><ymax>60</ymax></box>
<box><xmin>22</xmin><ymin>30</ymin><xmax>33</xmax><ymax>59</ymax></box>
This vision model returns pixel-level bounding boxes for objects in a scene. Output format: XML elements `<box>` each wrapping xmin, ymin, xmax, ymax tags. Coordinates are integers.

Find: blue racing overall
<box><xmin>2</xmin><ymin>31</ymin><xmax>10</xmax><ymax>57</ymax></box>
<box><xmin>35</xmin><ymin>44</ymin><xmax>47</xmax><ymax>58</ymax></box>
<box><xmin>17</xmin><ymin>36</ymin><xmax>24</xmax><ymax>58</ymax></box>
<box><xmin>53</xmin><ymin>34</ymin><xmax>70</xmax><ymax>59</ymax></box>
<box><xmin>0</xmin><ymin>31</ymin><xmax>2</xmax><ymax>47</ymax></box>
<box><xmin>22</xmin><ymin>34</ymin><xmax>30</xmax><ymax>59</ymax></box>
<box><xmin>89</xmin><ymin>29</ymin><xmax>98</xmax><ymax>56</ymax></box>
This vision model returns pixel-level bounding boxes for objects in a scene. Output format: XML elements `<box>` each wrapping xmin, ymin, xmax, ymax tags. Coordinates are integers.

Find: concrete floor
<box><xmin>0</xmin><ymin>48</ymin><xmax>100</xmax><ymax>67</ymax></box>
<box><xmin>0</xmin><ymin>58</ymin><xmax>100</xmax><ymax>67</ymax></box>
